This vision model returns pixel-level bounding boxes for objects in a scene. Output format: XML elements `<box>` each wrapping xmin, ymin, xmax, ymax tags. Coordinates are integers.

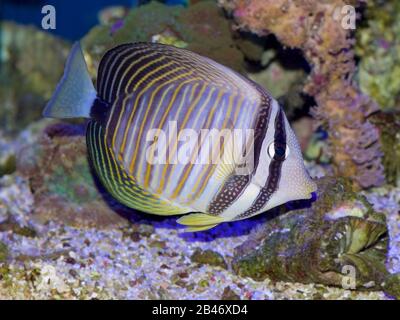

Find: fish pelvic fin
<box><xmin>184</xmin><ymin>224</ymin><xmax>219</xmax><ymax>232</ymax></box>
<box><xmin>43</xmin><ymin>42</ymin><xmax>96</xmax><ymax>119</ymax></box>
<box><xmin>177</xmin><ymin>213</ymin><xmax>225</xmax><ymax>232</ymax></box>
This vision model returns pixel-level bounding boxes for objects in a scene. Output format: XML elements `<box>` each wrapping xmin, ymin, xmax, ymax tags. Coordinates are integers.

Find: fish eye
<box><xmin>267</xmin><ymin>142</ymin><xmax>289</xmax><ymax>160</ymax></box>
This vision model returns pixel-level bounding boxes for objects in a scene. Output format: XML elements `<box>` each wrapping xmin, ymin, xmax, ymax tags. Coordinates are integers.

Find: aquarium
<box><xmin>0</xmin><ymin>0</ymin><xmax>399</xmax><ymax>302</ymax></box>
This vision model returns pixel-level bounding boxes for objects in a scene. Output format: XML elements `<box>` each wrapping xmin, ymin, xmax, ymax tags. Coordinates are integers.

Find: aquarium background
<box><xmin>1</xmin><ymin>0</ymin><xmax>187</xmax><ymax>40</ymax></box>
<box><xmin>0</xmin><ymin>0</ymin><xmax>400</xmax><ymax>300</ymax></box>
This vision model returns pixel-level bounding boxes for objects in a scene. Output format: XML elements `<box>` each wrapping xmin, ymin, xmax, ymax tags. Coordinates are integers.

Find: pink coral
<box><xmin>219</xmin><ymin>0</ymin><xmax>384</xmax><ymax>188</ymax></box>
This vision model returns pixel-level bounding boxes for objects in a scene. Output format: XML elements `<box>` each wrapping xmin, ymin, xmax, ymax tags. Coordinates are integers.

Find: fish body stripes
<box><xmin>44</xmin><ymin>41</ymin><xmax>317</xmax><ymax>232</ymax></box>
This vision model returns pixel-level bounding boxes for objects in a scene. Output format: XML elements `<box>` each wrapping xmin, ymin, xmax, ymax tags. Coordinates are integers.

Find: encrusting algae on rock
<box><xmin>232</xmin><ymin>177</ymin><xmax>400</xmax><ymax>298</ymax></box>
<box><xmin>370</xmin><ymin>112</ymin><xmax>400</xmax><ymax>186</ymax></box>
<box><xmin>15</xmin><ymin>121</ymin><xmax>132</xmax><ymax>229</ymax></box>
<box><xmin>82</xmin><ymin>1</ymin><xmax>245</xmax><ymax>78</ymax></box>
<box><xmin>356</xmin><ymin>0</ymin><xmax>400</xmax><ymax>112</ymax></box>
<box><xmin>0</xmin><ymin>21</ymin><xmax>69</xmax><ymax>134</ymax></box>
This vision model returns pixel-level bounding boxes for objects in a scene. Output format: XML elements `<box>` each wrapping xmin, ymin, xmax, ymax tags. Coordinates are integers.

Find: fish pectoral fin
<box><xmin>176</xmin><ymin>213</ymin><xmax>225</xmax><ymax>232</ymax></box>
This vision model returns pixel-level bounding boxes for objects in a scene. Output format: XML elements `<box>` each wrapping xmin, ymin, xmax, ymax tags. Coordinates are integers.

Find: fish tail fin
<box><xmin>43</xmin><ymin>42</ymin><xmax>96</xmax><ymax>119</ymax></box>
<box><xmin>177</xmin><ymin>213</ymin><xmax>225</xmax><ymax>232</ymax></box>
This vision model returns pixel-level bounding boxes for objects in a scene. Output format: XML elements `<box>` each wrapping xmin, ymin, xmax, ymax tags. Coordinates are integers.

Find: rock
<box><xmin>383</xmin><ymin>273</ymin><xmax>400</xmax><ymax>300</ymax></box>
<box><xmin>0</xmin><ymin>135</ymin><xmax>16</xmax><ymax>177</ymax></box>
<box><xmin>0</xmin><ymin>219</ymin><xmax>37</xmax><ymax>238</ymax></box>
<box><xmin>370</xmin><ymin>112</ymin><xmax>400</xmax><ymax>186</ymax></box>
<box><xmin>15</xmin><ymin>120</ymin><xmax>133</xmax><ymax>229</ymax></box>
<box><xmin>232</xmin><ymin>177</ymin><xmax>398</xmax><ymax>295</ymax></box>
<box><xmin>221</xmin><ymin>286</ymin><xmax>240</xmax><ymax>300</ymax></box>
<box><xmin>0</xmin><ymin>21</ymin><xmax>69</xmax><ymax>134</ymax></box>
<box><xmin>356</xmin><ymin>0</ymin><xmax>400</xmax><ymax>112</ymax></box>
<box><xmin>82</xmin><ymin>1</ymin><xmax>245</xmax><ymax>78</ymax></box>
<box><xmin>0</xmin><ymin>242</ymin><xmax>8</xmax><ymax>263</ymax></box>
<box><xmin>191</xmin><ymin>248</ymin><xmax>227</xmax><ymax>269</ymax></box>
<box><xmin>0</xmin><ymin>175</ymin><xmax>34</xmax><ymax>231</ymax></box>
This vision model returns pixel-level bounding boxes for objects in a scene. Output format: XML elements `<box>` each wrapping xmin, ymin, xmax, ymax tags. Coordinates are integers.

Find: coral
<box><xmin>219</xmin><ymin>0</ymin><xmax>385</xmax><ymax>189</ymax></box>
<box><xmin>0</xmin><ymin>21</ymin><xmax>70</xmax><ymax>134</ymax></box>
<box><xmin>82</xmin><ymin>1</ymin><xmax>245</xmax><ymax>78</ymax></box>
<box><xmin>232</xmin><ymin>177</ymin><xmax>400</xmax><ymax>296</ymax></box>
<box><xmin>370</xmin><ymin>112</ymin><xmax>400</xmax><ymax>186</ymax></box>
<box><xmin>191</xmin><ymin>248</ymin><xmax>227</xmax><ymax>269</ymax></box>
<box><xmin>355</xmin><ymin>0</ymin><xmax>400</xmax><ymax>112</ymax></box>
<box><xmin>15</xmin><ymin>120</ymin><xmax>133</xmax><ymax>229</ymax></box>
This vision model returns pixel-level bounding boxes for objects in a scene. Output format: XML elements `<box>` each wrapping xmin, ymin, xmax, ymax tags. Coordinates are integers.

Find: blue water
<box><xmin>1</xmin><ymin>0</ymin><xmax>187</xmax><ymax>41</ymax></box>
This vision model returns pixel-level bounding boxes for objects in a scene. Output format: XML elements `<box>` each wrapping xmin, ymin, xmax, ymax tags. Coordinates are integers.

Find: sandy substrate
<box><xmin>0</xmin><ymin>172</ymin><xmax>398</xmax><ymax>300</ymax></box>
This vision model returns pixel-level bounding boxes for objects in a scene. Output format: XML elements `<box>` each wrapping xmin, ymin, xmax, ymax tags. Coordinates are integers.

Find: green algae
<box><xmin>0</xmin><ymin>152</ymin><xmax>16</xmax><ymax>177</ymax></box>
<box><xmin>0</xmin><ymin>242</ymin><xmax>8</xmax><ymax>263</ymax></box>
<box><xmin>45</xmin><ymin>160</ymin><xmax>99</xmax><ymax>205</ymax></box>
<box><xmin>370</xmin><ymin>112</ymin><xmax>400</xmax><ymax>186</ymax></box>
<box><xmin>0</xmin><ymin>22</ymin><xmax>69</xmax><ymax>134</ymax></box>
<box><xmin>356</xmin><ymin>0</ymin><xmax>400</xmax><ymax>111</ymax></box>
<box><xmin>83</xmin><ymin>1</ymin><xmax>244</xmax><ymax>77</ymax></box>
<box><xmin>191</xmin><ymin>248</ymin><xmax>227</xmax><ymax>269</ymax></box>
<box><xmin>232</xmin><ymin>177</ymin><xmax>398</xmax><ymax>293</ymax></box>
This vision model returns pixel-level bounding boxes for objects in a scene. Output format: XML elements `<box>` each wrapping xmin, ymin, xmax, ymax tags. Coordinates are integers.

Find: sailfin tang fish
<box><xmin>43</xmin><ymin>42</ymin><xmax>317</xmax><ymax>232</ymax></box>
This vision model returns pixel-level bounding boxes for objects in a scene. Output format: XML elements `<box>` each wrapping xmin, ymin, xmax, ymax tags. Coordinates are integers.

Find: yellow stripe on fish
<box><xmin>43</xmin><ymin>42</ymin><xmax>317</xmax><ymax>232</ymax></box>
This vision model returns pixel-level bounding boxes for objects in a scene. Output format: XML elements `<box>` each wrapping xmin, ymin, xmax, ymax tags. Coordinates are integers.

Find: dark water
<box><xmin>1</xmin><ymin>0</ymin><xmax>186</xmax><ymax>40</ymax></box>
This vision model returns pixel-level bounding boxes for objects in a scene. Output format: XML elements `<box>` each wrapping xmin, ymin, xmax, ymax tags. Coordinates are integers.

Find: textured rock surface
<box><xmin>232</xmin><ymin>177</ymin><xmax>399</xmax><ymax>298</ymax></box>
<box><xmin>82</xmin><ymin>1</ymin><xmax>245</xmax><ymax>78</ymax></box>
<box><xmin>0</xmin><ymin>21</ymin><xmax>69</xmax><ymax>134</ymax></box>
<box><xmin>370</xmin><ymin>112</ymin><xmax>400</xmax><ymax>186</ymax></box>
<box><xmin>15</xmin><ymin>121</ymin><xmax>132</xmax><ymax>229</ymax></box>
<box><xmin>219</xmin><ymin>0</ymin><xmax>385</xmax><ymax>189</ymax></box>
<box><xmin>356</xmin><ymin>0</ymin><xmax>400</xmax><ymax>112</ymax></box>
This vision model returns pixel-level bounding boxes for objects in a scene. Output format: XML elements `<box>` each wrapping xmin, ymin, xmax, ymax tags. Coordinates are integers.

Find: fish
<box><xmin>43</xmin><ymin>42</ymin><xmax>317</xmax><ymax>232</ymax></box>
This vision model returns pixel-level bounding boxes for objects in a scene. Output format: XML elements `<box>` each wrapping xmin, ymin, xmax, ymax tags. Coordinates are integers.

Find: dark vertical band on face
<box><xmin>252</xmin><ymin>93</ymin><xmax>272</xmax><ymax>171</ymax></box>
<box><xmin>207</xmin><ymin>91</ymin><xmax>272</xmax><ymax>215</ymax></box>
<box><xmin>236</xmin><ymin>108</ymin><xmax>286</xmax><ymax>219</ymax></box>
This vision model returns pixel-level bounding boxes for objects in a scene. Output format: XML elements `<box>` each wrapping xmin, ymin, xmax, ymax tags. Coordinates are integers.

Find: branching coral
<box><xmin>219</xmin><ymin>0</ymin><xmax>385</xmax><ymax>188</ymax></box>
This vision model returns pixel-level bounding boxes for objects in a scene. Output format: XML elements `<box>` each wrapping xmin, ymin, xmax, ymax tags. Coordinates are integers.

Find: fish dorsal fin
<box><xmin>96</xmin><ymin>42</ymin><xmax>262</xmax><ymax>104</ymax></box>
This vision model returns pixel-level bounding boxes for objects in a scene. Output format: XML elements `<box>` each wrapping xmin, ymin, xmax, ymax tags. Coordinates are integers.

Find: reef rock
<box><xmin>82</xmin><ymin>1</ymin><xmax>245</xmax><ymax>78</ymax></box>
<box><xmin>15</xmin><ymin>120</ymin><xmax>133</xmax><ymax>229</ymax></box>
<box><xmin>232</xmin><ymin>177</ymin><xmax>400</xmax><ymax>298</ymax></box>
<box><xmin>356</xmin><ymin>0</ymin><xmax>400</xmax><ymax>112</ymax></box>
<box><xmin>370</xmin><ymin>112</ymin><xmax>400</xmax><ymax>187</ymax></box>
<box><xmin>219</xmin><ymin>0</ymin><xmax>385</xmax><ymax>189</ymax></box>
<box><xmin>0</xmin><ymin>21</ymin><xmax>69</xmax><ymax>134</ymax></box>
